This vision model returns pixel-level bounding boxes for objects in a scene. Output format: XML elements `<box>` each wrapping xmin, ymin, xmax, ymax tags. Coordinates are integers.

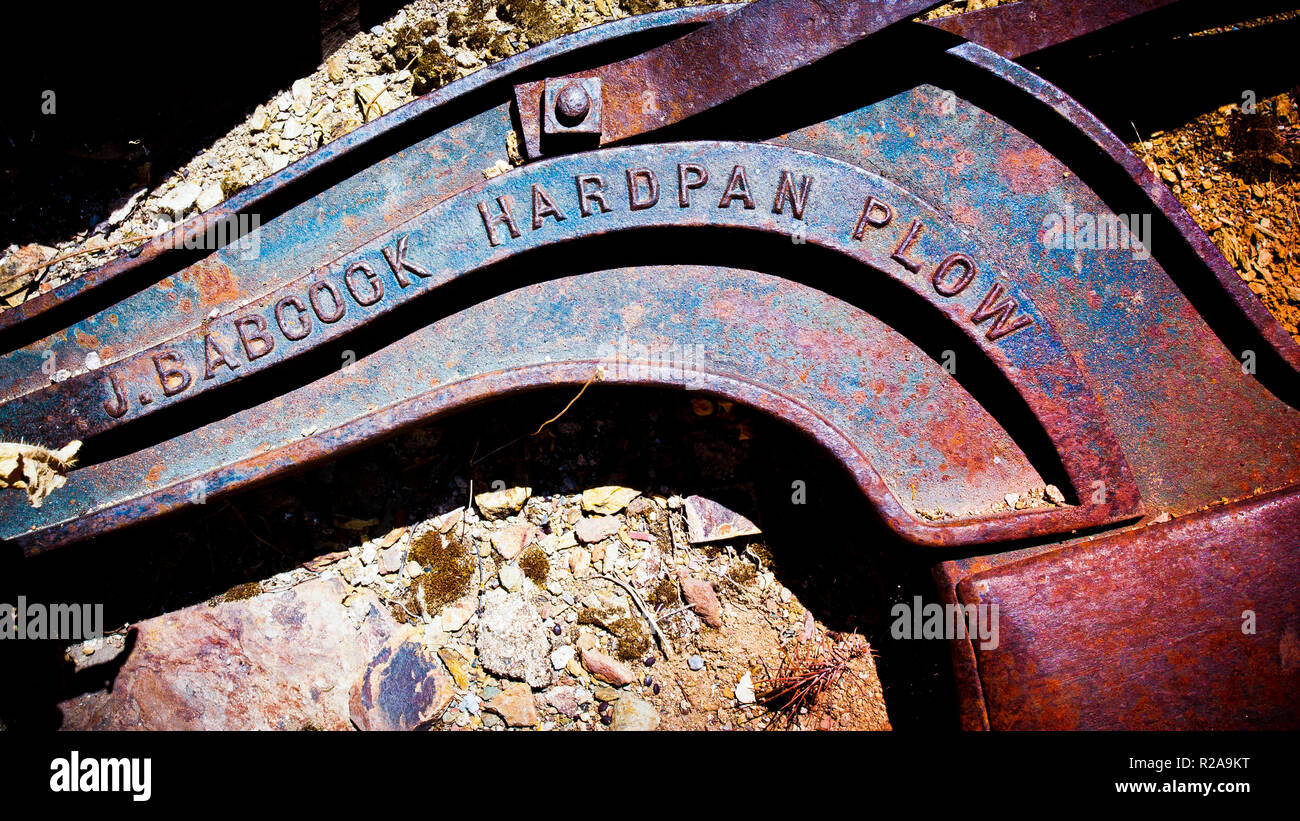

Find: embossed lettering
<box><xmin>102</xmin><ymin>372</ymin><xmax>128</xmax><ymax>418</ymax></box>
<box><xmin>345</xmin><ymin>261</ymin><xmax>384</xmax><ymax>306</ymax></box>
<box><xmin>309</xmin><ymin>280</ymin><xmax>346</xmax><ymax>324</ymax></box>
<box><xmin>477</xmin><ymin>196</ymin><xmax>522</xmax><ymax>246</ymax></box>
<box><xmin>151</xmin><ymin>350</ymin><xmax>192</xmax><ymax>397</ymax></box>
<box><xmin>275</xmin><ymin>296</ymin><xmax>312</xmax><ymax>341</ymax></box>
<box><xmin>576</xmin><ymin>174</ymin><xmax>612</xmax><ymax>217</ymax></box>
<box><xmin>931</xmin><ymin>253</ymin><xmax>976</xmax><ymax>297</ymax></box>
<box><xmin>852</xmin><ymin>196</ymin><xmax>894</xmax><ymax>240</ymax></box>
<box><xmin>972</xmin><ymin>283</ymin><xmax>1034</xmax><ymax>341</ymax></box>
<box><xmin>678</xmin><ymin>163</ymin><xmax>709</xmax><ymax>207</ymax></box>
<box><xmin>234</xmin><ymin>314</ymin><xmax>276</xmax><ymax>360</ymax></box>
<box><xmin>717</xmin><ymin>165</ymin><xmax>756</xmax><ymax>209</ymax></box>
<box><xmin>382</xmin><ymin>235</ymin><xmax>433</xmax><ymax>287</ymax></box>
<box><xmin>627</xmin><ymin>168</ymin><xmax>660</xmax><ymax>211</ymax></box>
<box><xmin>891</xmin><ymin>219</ymin><xmax>925</xmax><ymax>273</ymax></box>
<box><xmin>530</xmin><ymin>183</ymin><xmax>567</xmax><ymax>229</ymax></box>
<box><xmin>772</xmin><ymin>171</ymin><xmax>813</xmax><ymax>220</ymax></box>
<box><xmin>203</xmin><ymin>333</ymin><xmax>241</xmax><ymax>379</ymax></box>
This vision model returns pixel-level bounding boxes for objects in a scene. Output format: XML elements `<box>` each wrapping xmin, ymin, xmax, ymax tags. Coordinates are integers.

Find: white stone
<box><xmin>248</xmin><ymin>104</ymin><xmax>270</xmax><ymax>132</ymax></box>
<box><xmin>156</xmin><ymin>182</ymin><xmax>201</xmax><ymax>220</ymax></box>
<box><xmin>550</xmin><ymin>645</ymin><xmax>576</xmax><ymax>670</ymax></box>
<box><xmin>291</xmin><ymin>78</ymin><xmax>311</xmax><ymax>114</ymax></box>
<box><xmin>195</xmin><ymin>183</ymin><xmax>223</xmax><ymax>213</ymax></box>
<box><xmin>499</xmin><ymin>564</ymin><xmax>522</xmax><ymax>592</ymax></box>
<box><xmin>735</xmin><ymin>672</ymin><xmax>756</xmax><ymax>704</ymax></box>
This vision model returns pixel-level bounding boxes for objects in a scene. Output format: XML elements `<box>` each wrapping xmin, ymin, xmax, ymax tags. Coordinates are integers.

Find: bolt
<box><xmin>555</xmin><ymin>83</ymin><xmax>591</xmax><ymax>126</ymax></box>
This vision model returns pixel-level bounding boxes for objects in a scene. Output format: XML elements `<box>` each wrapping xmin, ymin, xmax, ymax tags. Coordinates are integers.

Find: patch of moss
<box><xmin>406</xmin><ymin>530</ymin><xmax>475</xmax><ymax>612</ymax></box>
<box><xmin>746</xmin><ymin>540</ymin><xmax>776</xmax><ymax>571</ymax></box>
<box><xmin>411</xmin><ymin>45</ymin><xmax>458</xmax><ymax>95</ymax></box>
<box><xmin>609</xmin><ymin>617</ymin><xmax>650</xmax><ymax>662</ymax></box>
<box><xmin>219</xmin><ymin>581</ymin><xmax>262</xmax><ymax>603</ymax></box>
<box><xmin>518</xmin><ymin>546</ymin><xmax>549</xmax><ymax>585</ymax></box>
<box><xmin>727</xmin><ymin>561</ymin><xmax>757</xmax><ymax>585</ymax></box>
<box><xmin>647</xmin><ymin>578</ymin><xmax>680</xmax><ymax>608</ymax></box>
<box><xmin>390</xmin><ymin>24</ymin><xmax>424</xmax><ymax>64</ymax></box>
<box><xmin>497</xmin><ymin>0</ymin><xmax>563</xmax><ymax>45</ymax></box>
<box><xmin>577</xmin><ymin>607</ymin><xmax>602</xmax><ymax>626</ymax></box>
<box><xmin>623</xmin><ymin>0</ymin><xmax>671</xmax><ymax>15</ymax></box>
<box><xmin>391</xmin><ymin>601</ymin><xmax>414</xmax><ymax>625</ymax></box>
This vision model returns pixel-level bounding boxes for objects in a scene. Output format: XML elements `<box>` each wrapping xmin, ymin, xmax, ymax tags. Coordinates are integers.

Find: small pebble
<box><xmin>688</xmin><ymin>654</ymin><xmax>704</xmax><ymax>671</ymax></box>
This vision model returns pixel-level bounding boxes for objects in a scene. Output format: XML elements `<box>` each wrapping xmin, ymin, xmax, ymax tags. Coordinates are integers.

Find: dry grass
<box><xmin>756</xmin><ymin>631</ymin><xmax>873</xmax><ymax>729</ymax></box>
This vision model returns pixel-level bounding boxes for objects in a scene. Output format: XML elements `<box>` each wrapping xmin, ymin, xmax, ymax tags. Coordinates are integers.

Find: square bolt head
<box><xmin>543</xmin><ymin>77</ymin><xmax>602</xmax><ymax>136</ymax></box>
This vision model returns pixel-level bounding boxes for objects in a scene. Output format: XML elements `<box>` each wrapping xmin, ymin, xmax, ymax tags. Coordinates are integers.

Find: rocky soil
<box><xmin>11</xmin><ymin>387</ymin><xmax>923</xmax><ymax>731</ymax></box>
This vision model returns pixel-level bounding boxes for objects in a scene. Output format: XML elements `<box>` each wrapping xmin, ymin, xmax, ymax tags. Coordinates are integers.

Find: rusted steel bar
<box><xmin>0</xmin><ymin>145</ymin><xmax>1139</xmax><ymax>526</ymax></box>
<box><xmin>923</xmin><ymin>0</ymin><xmax>1184</xmax><ymax>59</ymax></box>
<box><xmin>512</xmin><ymin>0</ymin><xmax>951</xmax><ymax>158</ymax></box>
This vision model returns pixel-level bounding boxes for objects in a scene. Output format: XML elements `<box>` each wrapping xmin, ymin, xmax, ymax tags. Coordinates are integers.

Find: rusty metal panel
<box><xmin>956</xmin><ymin>488</ymin><xmax>1300</xmax><ymax>730</ymax></box>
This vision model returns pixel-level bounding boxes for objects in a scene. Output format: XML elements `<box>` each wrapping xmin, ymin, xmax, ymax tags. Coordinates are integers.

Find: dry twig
<box><xmin>596</xmin><ymin>571</ymin><xmax>674</xmax><ymax>659</ymax></box>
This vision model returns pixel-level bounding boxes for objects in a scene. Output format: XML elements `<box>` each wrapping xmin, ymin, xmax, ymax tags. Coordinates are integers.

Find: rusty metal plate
<box><xmin>952</xmin><ymin>487</ymin><xmax>1300</xmax><ymax>730</ymax></box>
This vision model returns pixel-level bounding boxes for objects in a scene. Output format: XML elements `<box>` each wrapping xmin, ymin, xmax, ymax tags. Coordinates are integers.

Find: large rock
<box><xmin>581</xmin><ymin>648</ymin><xmax>635</xmax><ymax>686</ymax></box>
<box><xmin>684</xmin><ymin>494</ymin><xmax>761</xmax><ymax>543</ymax></box>
<box><xmin>477</xmin><ymin>590</ymin><xmax>552</xmax><ymax>688</ymax></box>
<box><xmin>581</xmin><ymin>486</ymin><xmax>641</xmax><ymax>515</ymax></box>
<box><xmin>350</xmin><ymin>632</ymin><xmax>456</xmax><ymax>731</ymax></box>
<box><xmin>58</xmin><ymin>577</ymin><xmax>399</xmax><ymax>730</ymax></box>
<box><xmin>679</xmin><ymin>575</ymin><xmax>723</xmax><ymax>628</ymax></box>
<box><xmin>474</xmin><ymin>486</ymin><xmax>531</xmax><ymax>520</ymax></box>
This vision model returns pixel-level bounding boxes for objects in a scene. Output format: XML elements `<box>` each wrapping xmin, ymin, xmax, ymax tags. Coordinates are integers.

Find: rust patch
<box><xmin>999</xmin><ymin>144</ymin><xmax>1062</xmax><ymax>195</ymax></box>
<box><xmin>193</xmin><ymin>261</ymin><xmax>240</xmax><ymax>306</ymax></box>
<box><xmin>73</xmin><ymin>329</ymin><xmax>99</xmax><ymax>350</ymax></box>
